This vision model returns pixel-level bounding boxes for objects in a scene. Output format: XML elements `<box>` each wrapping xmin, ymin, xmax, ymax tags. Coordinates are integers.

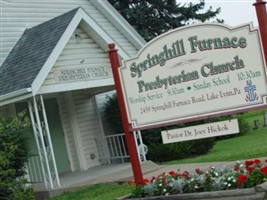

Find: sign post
<box><xmin>108</xmin><ymin>43</ymin><xmax>143</xmax><ymax>185</ymax></box>
<box><xmin>254</xmin><ymin>0</ymin><xmax>267</xmax><ymax>66</ymax></box>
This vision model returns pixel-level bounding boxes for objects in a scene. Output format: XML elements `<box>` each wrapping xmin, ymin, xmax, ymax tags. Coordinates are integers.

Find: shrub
<box><xmin>237</xmin><ymin>117</ymin><xmax>250</xmax><ymax>135</ymax></box>
<box><xmin>128</xmin><ymin>159</ymin><xmax>267</xmax><ymax>198</ymax></box>
<box><xmin>147</xmin><ymin>138</ymin><xmax>215</xmax><ymax>163</ymax></box>
<box><xmin>147</xmin><ymin>143</ymin><xmax>184</xmax><ymax>163</ymax></box>
<box><xmin>0</xmin><ymin>112</ymin><xmax>34</xmax><ymax>200</ymax></box>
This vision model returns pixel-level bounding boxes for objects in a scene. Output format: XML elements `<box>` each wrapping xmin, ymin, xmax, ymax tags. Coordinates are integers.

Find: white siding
<box><xmin>0</xmin><ymin>0</ymin><xmax>139</xmax><ymax>66</ymax></box>
<box><xmin>72</xmin><ymin>90</ymin><xmax>104</xmax><ymax>169</ymax></box>
<box><xmin>43</xmin><ymin>26</ymin><xmax>112</xmax><ymax>86</ymax></box>
<box><xmin>57</xmin><ymin>90</ymin><xmax>108</xmax><ymax>170</ymax></box>
<box><xmin>57</xmin><ymin>93</ymin><xmax>80</xmax><ymax>171</ymax></box>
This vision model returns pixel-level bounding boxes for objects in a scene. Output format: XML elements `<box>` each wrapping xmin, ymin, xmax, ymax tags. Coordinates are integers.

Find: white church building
<box><xmin>0</xmin><ymin>0</ymin><xmax>146</xmax><ymax>191</ymax></box>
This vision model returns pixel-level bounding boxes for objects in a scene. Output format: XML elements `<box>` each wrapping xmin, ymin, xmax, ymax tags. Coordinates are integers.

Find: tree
<box><xmin>104</xmin><ymin>93</ymin><xmax>123</xmax><ymax>134</ymax></box>
<box><xmin>108</xmin><ymin>0</ymin><xmax>223</xmax><ymax>41</ymax></box>
<box><xmin>0</xmin><ymin>112</ymin><xmax>34</xmax><ymax>200</ymax></box>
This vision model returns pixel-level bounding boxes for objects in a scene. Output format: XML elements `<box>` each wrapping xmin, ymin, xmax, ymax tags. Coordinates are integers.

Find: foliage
<box><xmin>108</xmin><ymin>0</ymin><xmax>222</xmax><ymax>41</ymax></box>
<box><xmin>0</xmin><ymin>112</ymin><xmax>34</xmax><ymax>200</ymax></box>
<box><xmin>103</xmin><ymin>93</ymin><xmax>124</xmax><ymax>134</ymax></box>
<box><xmin>236</xmin><ymin>117</ymin><xmax>250</xmax><ymax>136</ymax></box>
<box><xmin>128</xmin><ymin>159</ymin><xmax>267</xmax><ymax>198</ymax></box>
<box><xmin>147</xmin><ymin>138</ymin><xmax>215</xmax><ymax>163</ymax></box>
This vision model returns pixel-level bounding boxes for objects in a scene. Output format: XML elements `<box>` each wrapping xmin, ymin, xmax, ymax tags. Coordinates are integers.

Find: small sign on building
<box><xmin>53</xmin><ymin>65</ymin><xmax>112</xmax><ymax>83</ymax></box>
<box><xmin>161</xmin><ymin>119</ymin><xmax>239</xmax><ymax>144</ymax></box>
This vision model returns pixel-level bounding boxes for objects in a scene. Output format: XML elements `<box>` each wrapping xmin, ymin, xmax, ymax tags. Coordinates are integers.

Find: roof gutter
<box><xmin>0</xmin><ymin>88</ymin><xmax>32</xmax><ymax>106</ymax></box>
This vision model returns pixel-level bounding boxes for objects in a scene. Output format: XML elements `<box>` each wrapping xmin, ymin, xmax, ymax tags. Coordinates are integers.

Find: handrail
<box><xmin>105</xmin><ymin>133</ymin><xmax>129</xmax><ymax>163</ymax></box>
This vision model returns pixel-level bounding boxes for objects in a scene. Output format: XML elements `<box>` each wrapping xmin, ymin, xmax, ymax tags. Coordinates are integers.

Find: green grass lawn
<box><xmin>50</xmin><ymin>183</ymin><xmax>134</xmax><ymax>200</ymax></box>
<box><xmin>50</xmin><ymin>110</ymin><xmax>267</xmax><ymax>200</ymax></box>
<box><xmin>163</xmin><ymin>127</ymin><xmax>267</xmax><ymax>164</ymax></box>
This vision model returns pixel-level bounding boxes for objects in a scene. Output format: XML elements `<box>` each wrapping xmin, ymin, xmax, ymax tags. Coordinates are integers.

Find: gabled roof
<box><xmin>0</xmin><ymin>7</ymin><xmax>79</xmax><ymax>96</ymax></box>
<box><xmin>0</xmin><ymin>6</ymin><xmax>144</xmax><ymax>106</ymax></box>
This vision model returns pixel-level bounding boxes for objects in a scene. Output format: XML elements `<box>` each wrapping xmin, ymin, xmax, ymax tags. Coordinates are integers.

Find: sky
<box><xmin>205</xmin><ymin>0</ymin><xmax>258</xmax><ymax>27</ymax></box>
<box><xmin>179</xmin><ymin>0</ymin><xmax>259</xmax><ymax>27</ymax></box>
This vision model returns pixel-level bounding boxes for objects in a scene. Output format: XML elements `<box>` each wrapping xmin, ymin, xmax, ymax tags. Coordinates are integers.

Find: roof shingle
<box><xmin>0</xmin><ymin>7</ymin><xmax>80</xmax><ymax>96</ymax></box>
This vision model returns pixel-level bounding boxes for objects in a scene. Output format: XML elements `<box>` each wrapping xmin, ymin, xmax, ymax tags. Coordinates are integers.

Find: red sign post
<box><xmin>254</xmin><ymin>0</ymin><xmax>267</xmax><ymax>65</ymax></box>
<box><xmin>108</xmin><ymin>44</ymin><xmax>143</xmax><ymax>185</ymax></box>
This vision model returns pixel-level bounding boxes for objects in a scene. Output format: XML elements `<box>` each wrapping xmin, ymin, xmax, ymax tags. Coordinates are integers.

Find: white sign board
<box><xmin>161</xmin><ymin>119</ymin><xmax>239</xmax><ymax>144</ymax></box>
<box><xmin>119</xmin><ymin>23</ymin><xmax>267</xmax><ymax>130</ymax></box>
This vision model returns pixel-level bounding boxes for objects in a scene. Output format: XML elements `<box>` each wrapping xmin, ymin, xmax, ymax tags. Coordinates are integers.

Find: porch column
<box><xmin>28</xmin><ymin>100</ymin><xmax>48</xmax><ymax>188</ymax></box>
<box><xmin>39</xmin><ymin>95</ymin><xmax>61</xmax><ymax>187</ymax></box>
<box><xmin>28</xmin><ymin>95</ymin><xmax>60</xmax><ymax>189</ymax></box>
